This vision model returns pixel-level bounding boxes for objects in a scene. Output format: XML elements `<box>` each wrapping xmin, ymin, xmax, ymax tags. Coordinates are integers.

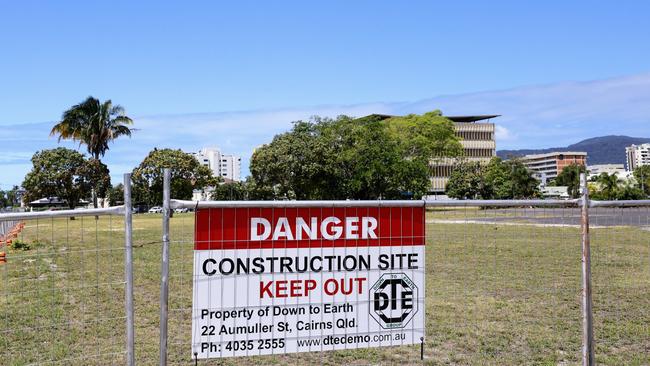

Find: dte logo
<box><xmin>370</xmin><ymin>273</ymin><xmax>418</xmax><ymax>329</ymax></box>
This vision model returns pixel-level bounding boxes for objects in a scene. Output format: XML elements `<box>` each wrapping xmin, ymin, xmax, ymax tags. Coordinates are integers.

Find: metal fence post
<box><xmin>580</xmin><ymin>173</ymin><xmax>595</xmax><ymax>366</ymax></box>
<box><xmin>124</xmin><ymin>173</ymin><xmax>136</xmax><ymax>366</ymax></box>
<box><xmin>159</xmin><ymin>169</ymin><xmax>171</xmax><ymax>366</ymax></box>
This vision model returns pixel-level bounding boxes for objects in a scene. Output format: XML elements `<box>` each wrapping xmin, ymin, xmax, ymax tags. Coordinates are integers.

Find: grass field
<box><xmin>1</xmin><ymin>208</ymin><xmax>648</xmax><ymax>365</ymax></box>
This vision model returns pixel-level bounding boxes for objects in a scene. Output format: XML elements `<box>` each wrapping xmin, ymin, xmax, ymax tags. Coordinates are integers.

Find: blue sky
<box><xmin>1</xmin><ymin>1</ymin><xmax>650</xmax><ymax>187</ymax></box>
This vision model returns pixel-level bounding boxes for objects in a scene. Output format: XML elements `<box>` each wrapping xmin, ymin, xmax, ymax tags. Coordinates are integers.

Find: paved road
<box><xmin>459</xmin><ymin>207</ymin><xmax>650</xmax><ymax>227</ymax></box>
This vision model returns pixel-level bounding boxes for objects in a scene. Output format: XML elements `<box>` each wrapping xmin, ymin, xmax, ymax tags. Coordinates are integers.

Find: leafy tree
<box><xmin>250</xmin><ymin>112</ymin><xmax>461</xmax><ymax>200</ymax></box>
<box><xmin>241</xmin><ymin>177</ymin><xmax>280</xmax><ymax>200</ymax></box>
<box><xmin>593</xmin><ymin>173</ymin><xmax>620</xmax><ymax>200</ymax></box>
<box><xmin>108</xmin><ymin>183</ymin><xmax>124</xmax><ymax>206</ymax></box>
<box><xmin>483</xmin><ymin>157</ymin><xmax>510</xmax><ymax>199</ymax></box>
<box><xmin>446</xmin><ymin>157</ymin><xmax>539</xmax><ymax>200</ymax></box>
<box><xmin>5</xmin><ymin>186</ymin><xmax>21</xmax><ymax>207</ymax></box>
<box><xmin>21</xmin><ymin>148</ymin><xmax>103</xmax><ymax>210</ymax></box>
<box><xmin>552</xmin><ymin>164</ymin><xmax>586</xmax><ymax>198</ymax></box>
<box><xmin>50</xmin><ymin>96</ymin><xmax>134</xmax><ymax>208</ymax></box>
<box><xmin>384</xmin><ymin>111</ymin><xmax>463</xmax><ymax>160</ymax></box>
<box><xmin>211</xmin><ymin>182</ymin><xmax>249</xmax><ymax>201</ymax></box>
<box><xmin>633</xmin><ymin>165</ymin><xmax>650</xmax><ymax>196</ymax></box>
<box><xmin>0</xmin><ymin>188</ymin><xmax>18</xmax><ymax>208</ymax></box>
<box><xmin>445</xmin><ymin>161</ymin><xmax>486</xmax><ymax>199</ymax></box>
<box><xmin>131</xmin><ymin>148</ymin><xmax>218</xmax><ymax>206</ymax></box>
<box><xmin>79</xmin><ymin>159</ymin><xmax>111</xmax><ymax>201</ymax></box>
<box><xmin>505</xmin><ymin>159</ymin><xmax>540</xmax><ymax>199</ymax></box>
<box><xmin>615</xmin><ymin>181</ymin><xmax>645</xmax><ymax>200</ymax></box>
<box><xmin>329</xmin><ymin>117</ymin><xmax>406</xmax><ymax>199</ymax></box>
<box><xmin>251</xmin><ymin>120</ymin><xmax>333</xmax><ymax>200</ymax></box>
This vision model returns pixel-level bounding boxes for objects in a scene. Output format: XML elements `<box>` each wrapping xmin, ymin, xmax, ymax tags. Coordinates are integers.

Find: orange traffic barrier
<box><xmin>0</xmin><ymin>251</ymin><xmax>6</xmax><ymax>264</ymax></box>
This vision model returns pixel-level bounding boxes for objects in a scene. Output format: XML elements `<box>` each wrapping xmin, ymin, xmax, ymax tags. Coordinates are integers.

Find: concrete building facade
<box><xmin>430</xmin><ymin>115</ymin><xmax>497</xmax><ymax>193</ymax></box>
<box><xmin>626</xmin><ymin>143</ymin><xmax>650</xmax><ymax>171</ymax></box>
<box><xmin>190</xmin><ymin>147</ymin><xmax>242</xmax><ymax>182</ymax></box>
<box><xmin>588</xmin><ymin>164</ymin><xmax>630</xmax><ymax>180</ymax></box>
<box><xmin>520</xmin><ymin>152</ymin><xmax>587</xmax><ymax>184</ymax></box>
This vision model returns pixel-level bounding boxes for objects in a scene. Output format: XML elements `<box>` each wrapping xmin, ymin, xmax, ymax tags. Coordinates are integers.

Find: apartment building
<box><xmin>520</xmin><ymin>152</ymin><xmax>587</xmax><ymax>184</ymax></box>
<box><xmin>190</xmin><ymin>147</ymin><xmax>242</xmax><ymax>182</ymax></box>
<box><xmin>625</xmin><ymin>143</ymin><xmax>650</xmax><ymax>171</ymax></box>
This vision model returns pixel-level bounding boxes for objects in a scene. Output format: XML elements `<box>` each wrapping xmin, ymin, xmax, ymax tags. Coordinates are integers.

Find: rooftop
<box><xmin>521</xmin><ymin>151</ymin><xmax>588</xmax><ymax>160</ymax></box>
<box><xmin>446</xmin><ymin>115</ymin><xmax>500</xmax><ymax>122</ymax></box>
<box><xmin>358</xmin><ymin>114</ymin><xmax>500</xmax><ymax>122</ymax></box>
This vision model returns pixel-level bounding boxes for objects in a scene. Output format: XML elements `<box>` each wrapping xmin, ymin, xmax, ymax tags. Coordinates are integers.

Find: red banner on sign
<box><xmin>194</xmin><ymin>206</ymin><xmax>424</xmax><ymax>250</ymax></box>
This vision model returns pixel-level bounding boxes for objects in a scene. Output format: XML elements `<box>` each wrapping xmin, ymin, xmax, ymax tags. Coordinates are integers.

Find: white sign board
<box><xmin>191</xmin><ymin>206</ymin><xmax>425</xmax><ymax>358</ymax></box>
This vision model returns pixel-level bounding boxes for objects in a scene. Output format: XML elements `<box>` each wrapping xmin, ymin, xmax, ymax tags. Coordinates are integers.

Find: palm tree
<box><xmin>596</xmin><ymin>173</ymin><xmax>620</xmax><ymax>200</ymax></box>
<box><xmin>51</xmin><ymin>96</ymin><xmax>134</xmax><ymax>208</ymax></box>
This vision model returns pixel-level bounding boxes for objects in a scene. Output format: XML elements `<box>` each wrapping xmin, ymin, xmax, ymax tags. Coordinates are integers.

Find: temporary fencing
<box><xmin>0</xmin><ymin>175</ymin><xmax>134</xmax><ymax>366</ymax></box>
<box><xmin>159</xmin><ymin>172</ymin><xmax>648</xmax><ymax>366</ymax></box>
<box><xmin>1</xmin><ymin>170</ymin><xmax>649</xmax><ymax>365</ymax></box>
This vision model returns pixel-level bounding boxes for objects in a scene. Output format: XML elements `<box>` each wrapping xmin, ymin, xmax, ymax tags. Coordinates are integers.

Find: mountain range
<box><xmin>497</xmin><ymin>135</ymin><xmax>650</xmax><ymax>166</ymax></box>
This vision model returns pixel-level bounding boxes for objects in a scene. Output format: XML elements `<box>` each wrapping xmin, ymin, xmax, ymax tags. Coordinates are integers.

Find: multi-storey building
<box><xmin>190</xmin><ymin>147</ymin><xmax>242</xmax><ymax>182</ymax></box>
<box><xmin>626</xmin><ymin>143</ymin><xmax>650</xmax><ymax>171</ymax></box>
<box><xmin>588</xmin><ymin>164</ymin><xmax>629</xmax><ymax>179</ymax></box>
<box><xmin>520</xmin><ymin>152</ymin><xmax>587</xmax><ymax>184</ymax></box>
<box><xmin>430</xmin><ymin>115</ymin><xmax>497</xmax><ymax>193</ymax></box>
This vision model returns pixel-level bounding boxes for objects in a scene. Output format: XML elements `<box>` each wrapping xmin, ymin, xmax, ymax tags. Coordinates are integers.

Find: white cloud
<box><xmin>495</xmin><ymin>125</ymin><xmax>514</xmax><ymax>142</ymax></box>
<box><xmin>1</xmin><ymin>72</ymin><xmax>650</xmax><ymax>186</ymax></box>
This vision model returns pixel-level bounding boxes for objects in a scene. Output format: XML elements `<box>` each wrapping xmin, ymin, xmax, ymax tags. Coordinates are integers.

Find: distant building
<box><xmin>588</xmin><ymin>164</ymin><xmax>630</xmax><ymax>180</ymax></box>
<box><xmin>520</xmin><ymin>152</ymin><xmax>587</xmax><ymax>184</ymax></box>
<box><xmin>432</xmin><ymin>115</ymin><xmax>497</xmax><ymax>193</ymax></box>
<box><xmin>625</xmin><ymin>143</ymin><xmax>650</xmax><ymax>171</ymax></box>
<box><xmin>192</xmin><ymin>187</ymin><xmax>214</xmax><ymax>201</ymax></box>
<box><xmin>361</xmin><ymin>114</ymin><xmax>498</xmax><ymax>194</ymax></box>
<box><xmin>540</xmin><ymin>186</ymin><xmax>570</xmax><ymax>199</ymax></box>
<box><xmin>190</xmin><ymin>147</ymin><xmax>242</xmax><ymax>182</ymax></box>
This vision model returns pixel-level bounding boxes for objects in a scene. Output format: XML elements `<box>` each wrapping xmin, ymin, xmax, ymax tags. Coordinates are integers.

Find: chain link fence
<box><xmin>1</xmin><ymin>171</ymin><xmax>648</xmax><ymax>365</ymax></box>
<box><xmin>160</xmin><ymin>200</ymin><xmax>650</xmax><ymax>365</ymax></box>
<box><xmin>0</xmin><ymin>207</ymin><xmax>131</xmax><ymax>365</ymax></box>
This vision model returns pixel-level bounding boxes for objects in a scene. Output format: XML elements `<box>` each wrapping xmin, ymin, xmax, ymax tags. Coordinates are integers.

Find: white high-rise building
<box><xmin>626</xmin><ymin>143</ymin><xmax>650</xmax><ymax>171</ymax></box>
<box><xmin>190</xmin><ymin>147</ymin><xmax>242</xmax><ymax>182</ymax></box>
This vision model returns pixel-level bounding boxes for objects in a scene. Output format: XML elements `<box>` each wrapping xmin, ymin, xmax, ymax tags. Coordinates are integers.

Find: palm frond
<box><xmin>51</xmin><ymin>96</ymin><xmax>134</xmax><ymax>159</ymax></box>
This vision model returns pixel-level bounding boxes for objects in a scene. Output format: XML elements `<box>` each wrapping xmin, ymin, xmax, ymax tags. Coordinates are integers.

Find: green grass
<box><xmin>1</xmin><ymin>211</ymin><xmax>648</xmax><ymax>365</ymax></box>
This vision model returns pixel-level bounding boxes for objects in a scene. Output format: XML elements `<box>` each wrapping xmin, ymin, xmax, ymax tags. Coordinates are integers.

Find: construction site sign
<box><xmin>191</xmin><ymin>205</ymin><xmax>426</xmax><ymax>359</ymax></box>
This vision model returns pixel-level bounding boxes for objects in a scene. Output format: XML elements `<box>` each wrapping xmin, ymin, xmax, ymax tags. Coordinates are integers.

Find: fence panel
<box><xmin>0</xmin><ymin>208</ymin><xmax>127</xmax><ymax>365</ymax></box>
<box><xmin>161</xmin><ymin>198</ymin><xmax>650</xmax><ymax>365</ymax></box>
<box><xmin>426</xmin><ymin>203</ymin><xmax>585</xmax><ymax>364</ymax></box>
<box><xmin>589</xmin><ymin>205</ymin><xmax>650</xmax><ymax>365</ymax></box>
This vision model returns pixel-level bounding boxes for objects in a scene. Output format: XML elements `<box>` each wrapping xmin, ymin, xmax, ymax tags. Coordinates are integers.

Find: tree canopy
<box><xmin>446</xmin><ymin>157</ymin><xmax>539</xmax><ymax>199</ymax></box>
<box><xmin>589</xmin><ymin>172</ymin><xmax>646</xmax><ymax>200</ymax></box>
<box><xmin>211</xmin><ymin>181</ymin><xmax>249</xmax><ymax>201</ymax></box>
<box><xmin>21</xmin><ymin>148</ymin><xmax>109</xmax><ymax>209</ymax></box>
<box><xmin>131</xmin><ymin>148</ymin><xmax>218</xmax><ymax>205</ymax></box>
<box><xmin>633</xmin><ymin>165</ymin><xmax>650</xmax><ymax>196</ymax></box>
<box><xmin>108</xmin><ymin>183</ymin><xmax>125</xmax><ymax>206</ymax></box>
<box><xmin>551</xmin><ymin>164</ymin><xmax>586</xmax><ymax>198</ymax></box>
<box><xmin>50</xmin><ymin>96</ymin><xmax>133</xmax><ymax>208</ymax></box>
<box><xmin>50</xmin><ymin>96</ymin><xmax>134</xmax><ymax>160</ymax></box>
<box><xmin>445</xmin><ymin>161</ymin><xmax>486</xmax><ymax>199</ymax></box>
<box><xmin>249</xmin><ymin>112</ymin><xmax>461</xmax><ymax>200</ymax></box>
<box><xmin>0</xmin><ymin>186</ymin><xmax>21</xmax><ymax>208</ymax></box>
<box><xmin>0</xmin><ymin>191</ymin><xmax>8</xmax><ymax>208</ymax></box>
